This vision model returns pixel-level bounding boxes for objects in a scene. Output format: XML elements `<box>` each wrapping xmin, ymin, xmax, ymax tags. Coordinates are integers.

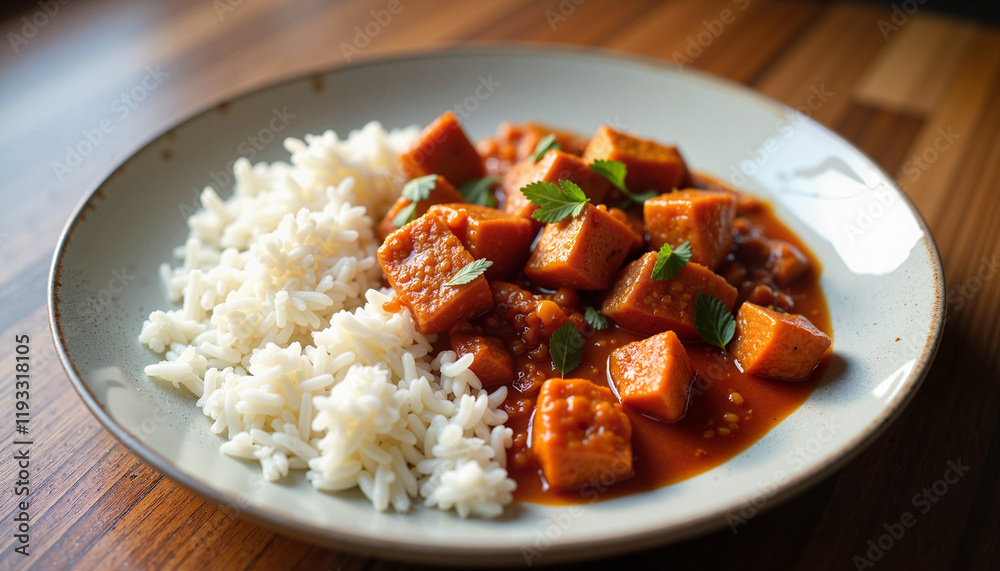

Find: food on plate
<box><xmin>139</xmin><ymin>112</ymin><xmax>832</xmax><ymax>517</ymax></box>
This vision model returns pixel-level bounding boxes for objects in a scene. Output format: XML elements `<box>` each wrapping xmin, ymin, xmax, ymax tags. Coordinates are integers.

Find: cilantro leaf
<box><xmin>531</xmin><ymin>133</ymin><xmax>561</xmax><ymax>162</ymax></box>
<box><xmin>651</xmin><ymin>241</ymin><xmax>692</xmax><ymax>280</ymax></box>
<box><xmin>590</xmin><ymin>159</ymin><xmax>627</xmax><ymax>191</ymax></box>
<box><xmin>695</xmin><ymin>293</ymin><xmax>736</xmax><ymax>350</ymax></box>
<box><xmin>584</xmin><ymin>306</ymin><xmax>609</xmax><ymax>330</ymax></box>
<box><xmin>392</xmin><ymin>202</ymin><xmax>418</xmax><ymax>228</ymax></box>
<box><xmin>521</xmin><ymin>180</ymin><xmax>590</xmax><ymax>223</ymax></box>
<box><xmin>401</xmin><ymin>174</ymin><xmax>439</xmax><ymax>202</ymax></box>
<box><xmin>459</xmin><ymin>175</ymin><xmax>500</xmax><ymax>208</ymax></box>
<box><xmin>444</xmin><ymin>258</ymin><xmax>493</xmax><ymax>287</ymax></box>
<box><xmin>549</xmin><ymin>322</ymin><xmax>583</xmax><ymax>377</ymax></box>
<box><xmin>591</xmin><ymin>159</ymin><xmax>657</xmax><ymax>206</ymax></box>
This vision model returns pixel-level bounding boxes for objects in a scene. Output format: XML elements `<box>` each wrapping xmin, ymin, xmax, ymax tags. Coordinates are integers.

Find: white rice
<box><xmin>139</xmin><ymin>122</ymin><xmax>515</xmax><ymax>517</ymax></box>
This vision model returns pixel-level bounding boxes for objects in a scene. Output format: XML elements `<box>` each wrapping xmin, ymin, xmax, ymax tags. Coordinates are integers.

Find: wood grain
<box><xmin>1</xmin><ymin>0</ymin><xmax>999</xmax><ymax>569</ymax></box>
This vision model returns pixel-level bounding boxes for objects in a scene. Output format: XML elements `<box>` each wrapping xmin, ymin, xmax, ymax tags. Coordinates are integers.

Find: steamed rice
<box><xmin>139</xmin><ymin>122</ymin><xmax>516</xmax><ymax>517</ymax></box>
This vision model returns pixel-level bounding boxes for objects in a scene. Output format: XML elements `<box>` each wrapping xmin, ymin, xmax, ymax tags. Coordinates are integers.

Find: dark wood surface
<box><xmin>1</xmin><ymin>0</ymin><xmax>999</xmax><ymax>569</ymax></box>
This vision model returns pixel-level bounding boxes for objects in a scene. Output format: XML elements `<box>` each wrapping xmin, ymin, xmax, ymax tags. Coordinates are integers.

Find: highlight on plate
<box><xmin>139</xmin><ymin>111</ymin><xmax>833</xmax><ymax>518</ymax></box>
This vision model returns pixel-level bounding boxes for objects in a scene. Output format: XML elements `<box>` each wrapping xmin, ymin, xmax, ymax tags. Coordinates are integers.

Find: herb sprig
<box><xmin>549</xmin><ymin>322</ymin><xmax>583</xmax><ymax>377</ymax></box>
<box><xmin>589</xmin><ymin>159</ymin><xmax>658</xmax><ymax>206</ymax></box>
<box><xmin>521</xmin><ymin>180</ymin><xmax>590</xmax><ymax>223</ymax></box>
<box><xmin>393</xmin><ymin>174</ymin><xmax>440</xmax><ymax>228</ymax></box>
<box><xmin>444</xmin><ymin>258</ymin><xmax>492</xmax><ymax>287</ymax></box>
<box><xmin>651</xmin><ymin>241</ymin><xmax>692</xmax><ymax>281</ymax></box>
<box><xmin>694</xmin><ymin>292</ymin><xmax>735</xmax><ymax>350</ymax></box>
<box><xmin>584</xmin><ymin>306</ymin><xmax>609</xmax><ymax>330</ymax></box>
<box><xmin>458</xmin><ymin>175</ymin><xmax>501</xmax><ymax>208</ymax></box>
<box><xmin>531</xmin><ymin>133</ymin><xmax>561</xmax><ymax>162</ymax></box>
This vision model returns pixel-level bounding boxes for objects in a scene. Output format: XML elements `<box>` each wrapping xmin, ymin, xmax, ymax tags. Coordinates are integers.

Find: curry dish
<box><xmin>376</xmin><ymin>112</ymin><xmax>832</xmax><ymax>504</ymax></box>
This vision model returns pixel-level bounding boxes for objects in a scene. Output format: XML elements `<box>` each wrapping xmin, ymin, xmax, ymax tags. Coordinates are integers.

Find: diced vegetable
<box><xmin>644</xmin><ymin>189</ymin><xmax>736</xmax><ymax>271</ymax></box>
<box><xmin>524</xmin><ymin>203</ymin><xmax>641</xmax><ymax>290</ymax></box>
<box><xmin>766</xmin><ymin>240</ymin><xmax>810</xmax><ymax>286</ymax></box>
<box><xmin>377</xmin><ymin>176</ymin><xmax>466</xmax><ymax>241</ymax></box>
<box><xmin>451</xmin><ymin>333</ymin><xmax>514</xmax><ymax>386</ymax></box>
<box><xmin>400</xmin><ymin>111</ymin><xmax>486</xmax><ymax>186</ymax></box>
<box><xmin>531</xmin><ymin>378</ymin><xmax>633</xmax><ymax>490</ymax></box>
<box><xmin>582</xmin><ymin>125</ymin><xmax>693</xmax><ymax>194</ymax></box>
<box><xmin>377</xmin><ymin>214</ymin><xmax>493</xmax><ymax>334</ymax></box>
<box><xmin>730</xmin><ymin>302</ymin><xmax>831</xmax><ymax>380</ymax></box>
<box><xmin>602</xmin><ymin>251</ymin><xmax>738</xmax><ymax>339</ymax></box>
<box><xmin>476</xmin><ymin>122</ymin><xmax>590</xmax><ymax>175</ymax></box>
<box><xmin>609</xmin><ymin>331</ymin><xmax>695</xmax><ymax>421</ymax></box>
<box><xmin>427</xmin><ymin>203</ymin><xmax>535</xmax><ymax>279</ymax></box>
<box><xmin>501</xmin><ymin>150</ymin><xmax>612</xmax><ymax>222</ymax></box>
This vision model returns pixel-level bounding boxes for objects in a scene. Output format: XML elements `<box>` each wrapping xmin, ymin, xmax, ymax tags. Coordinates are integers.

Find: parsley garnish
<box><xmin>549</xmin><ymin>322</ymin><xmax>583</xmax><ymax>377</ymax></box>
<box><xmin>521</xmin><ymin>180</ymin><xmax>590</xmax><ymax>223</ymax></box>
<box><xmin>531</xmin><ymin>133</ymin><xmax>561</xmax><ymax>162</ymax></box>
<box><xmin>695</xmin><ymin>293</ymin><xmax>735</xmax><ymax>350</ymax></box>
<box><xmin>651</xmin><ymin>241</ymin><xmax>692</xmax><ymax>280</ymax></box>
<box><xmin>459</xmin><ymin>175</ymin><xmax>500</xmax><ymax>208</ymax></box>
<box><xmin>444</xmin><ymin>258</ymin><xmax>492</xmax><ymax>287</ymax></box>
<box><xmin>584</xmin><ymin>306</ymin><xmax>609</xmax><ymax>330</ymax></box>
<box><xmin>393</xmin><ymin>174</ymin><xmax>439</xmax><ymax>228</ymax></box>
<box><xmin>589</xmin><ymin>159</ymin><xmax>658</xmax><ymax>206</ymax></box>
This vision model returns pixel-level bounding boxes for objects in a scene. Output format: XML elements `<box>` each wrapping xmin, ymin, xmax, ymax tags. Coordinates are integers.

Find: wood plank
<box><xmin>854</xmin><ymin>14</ymin><xmax>977</xmax><ymax>114</ymax></box>
<box><xmin>834</xmin><ymin>102</ymin><xmax>925</xmax><ymax>174</ymax></box>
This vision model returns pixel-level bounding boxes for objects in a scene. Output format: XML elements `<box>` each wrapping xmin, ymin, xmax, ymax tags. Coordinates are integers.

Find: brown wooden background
<box><xmin>1</xmin><ymin>0</ymin><xmax>999</xmax><ymax>569</ymax></box>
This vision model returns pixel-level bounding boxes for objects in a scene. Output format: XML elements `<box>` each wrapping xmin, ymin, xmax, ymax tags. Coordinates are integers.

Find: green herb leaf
<box><xmin>401</xmin><ymin>174</ymin><xmax>439</xmax><ymax>202</ymax></box>
<box><xmin>392</xmin><ymin>202</ymin><xmax>418</xmax><ymax>228</ymax></box>
<box><xmin>584</xmin><ymin>306</ymin><xmax>609</xmax><ymax>330</ymax></box>
<box><xmin>521</xmin><ymin>180</ymin><xmax>590</xmax><ymax>223</ymax></box>
<box><xmin>550</xmin><ymin>322</ymin><xmax>583</xmax><ymax>377</ymax></box>
<box><xmin>589</xmin><ymin>159</ymin><xmax>627</xmax><ymax>191</ymax></box>
<box><xmin>695</xmin><ymin>292</ymin><xmax>736</xmax><ymax>350</ymax></box>
<box><xmin>444</xmin><ymin>258</ymin><xmax>493</xmax><ymax>287</ymax></box>
<box><xmin>459</xmin><ymin>175</ymin><xmax>501</xmax><ymax>208</ymax></box>
<box><xmin>531</xmin><ymin>133</ymin><xmax>562</xmax><ymax>162</ymax></box>
<box><xmin>651</xmin><ymin>241</ymin><xmax>692</xmax><ymax>281</ymax></box>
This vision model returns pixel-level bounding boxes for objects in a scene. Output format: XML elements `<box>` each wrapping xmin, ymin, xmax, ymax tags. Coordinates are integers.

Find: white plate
<box><xmin>49</xmin><ymin>46</ymin><xmax>944</xmax><ymax>566</ymax></box>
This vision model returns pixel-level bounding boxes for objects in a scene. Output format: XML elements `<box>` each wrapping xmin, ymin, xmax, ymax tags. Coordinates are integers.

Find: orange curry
<box><xmin>377</xmin><ymin>112</ymin><xmax>832</xmax><ymax>505</ymax></box>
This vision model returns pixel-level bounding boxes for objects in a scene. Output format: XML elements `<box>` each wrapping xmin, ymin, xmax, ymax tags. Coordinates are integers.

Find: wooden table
<box><xmin>2</xmin><ymin>0</ymin><xmax>998</xmax><ymax>568</ymax></box>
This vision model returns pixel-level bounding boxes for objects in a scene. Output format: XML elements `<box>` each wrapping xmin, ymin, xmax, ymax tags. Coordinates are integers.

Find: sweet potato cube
<box><xmin>400</xmin><ymin>111</ymin><xmax>486</xmax><ymax>186</ymax></box>
<box><xmin>477</xmin><ymin>122</ymin><xmax>591</xmax><ymax>166</ymax></box>
<box><xmin>501</xmin><ymin>150</ymin><xmax>612</xmax><ymax>221</ymax></box>
<box><xmin>426</xmin><ymin>203</ymin><xmax>535</xmax><ymax>279</ymax></box>
<box><xmin>731</xmin><ymin>303</ymin><xmax>831</xmax><ymax>380</ymax></box>
<box><xmin>531</xmin><ymin>378</ymin><xmax>633</xmax><ymax>490</ymax></box>
<box><xmin>582</xmin><ymin>125</ymin><xmax>693</xmax><ymax>193</ymax></box>
<box><xmin>644</xmin><ymin>189</ymin><xmax>737</xmax><ymax>271</ymax></box>
<box><xmin>766</xmin><ymin>240</ymin><xmax>810</xmax><ymax>286</ymax></box>
<box><xmin>377</xmin><ymin>214</ymin><xmax>493</xmax><ymax>334</ymax></box>
<box><xmin>524</xmin><ymin>203</ymin><xmax>640</xmax><ymax>290</ymax></box>
<box><xmin>377</xmin><ymin>176</ymin><xmax>466</xmax><ymax>241</ymax></box>
<box><xmin>610</xmin><ymin>331</ymin><xmax>695</xmax><ymax>421</ymax></box>
<box><xmin>450</xmin><ymin>333</ymin><xmax>514</xmax><ymax>386</ymax></box>
<box><xmin>602</xmin><ymin>252</ymin><xmax>738</xmax><ymax>339</ymax></box>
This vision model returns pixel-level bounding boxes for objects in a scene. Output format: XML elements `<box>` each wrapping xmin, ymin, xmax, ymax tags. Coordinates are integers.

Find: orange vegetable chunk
<box><xmin>602</xmin><ymin>251</ymin><xmax>738</xmax><ymax>339</ymax></box>
<box><xmin>501</xmin><ymin>150</ymin><xmax>612</xmax><ymax>222</ymax></box>
<box><xmin>766</xmin><ymin>240</ymin><xmax>810</xmax><ymax>286</ymax></box>
<box><xmin>524</xmin><ymin>203</ymin><xmax>640</xmax><ymax>290</ymax></box>
<box><xmin>731</xmin><ymin>302</ymin><xmax>831</xmax><ymax>380</ymax></box>
<box><xmin>377</xmin><ymin>214</ymin><xmax>493</xmax><ymax>334</ymax></box>
<box><xmin>609</xmin><ymin>331</ymin><xmax>695</xmax><ymax>421</ymax></box>
<box><xmin>582</xmin><ymin>125</ymin><xmax>693</xmax><ymax>194</ymax></box>
<box><xmin>451</xmin><ymin>333</ymin><xmax>514</xmax><ymax>386</ymax></box>
<box><xmin>644</xmin><ymin>189</ymin><xmax>737</xmax><ymax>271</ymax></box>
<box><xmin>531</xmin><ymin>378</ymin><xmax>633</xmax><ymax>490</ymax></box>
<box><xmin>426</xmin><ymin>203</ymin><xmax>535</xmax><ymax>279</ymax></box>
<box><xmin>399</xmin><ymin>111</ymin><xmax>485</xmax><ymax>186</ymax></box>
<box><xmin>377</xmin><ymin>176</ymin><xmax>466</xmax><ymax>241</ymax></box>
